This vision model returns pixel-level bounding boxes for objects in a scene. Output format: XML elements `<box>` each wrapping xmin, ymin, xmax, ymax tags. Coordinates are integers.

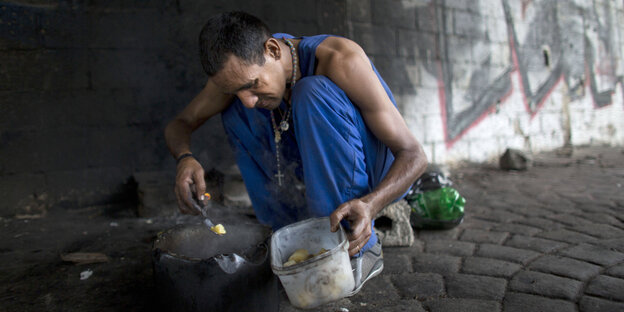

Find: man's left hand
<box><xmin>330</xmin><ymin>198</ymin><xmax>374</xmax><ymax>257</ymax></box>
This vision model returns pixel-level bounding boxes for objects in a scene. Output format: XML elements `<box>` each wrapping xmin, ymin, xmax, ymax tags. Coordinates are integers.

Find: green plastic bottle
<box><xmin>406</xmin><ymin>171</ymin><xmax>466</xmax><ymax>229</ymax></box>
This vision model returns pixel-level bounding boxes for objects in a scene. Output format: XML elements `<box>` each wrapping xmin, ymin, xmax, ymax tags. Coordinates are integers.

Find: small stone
<box><xmin>374</xmin><ymin>200</ymin><xmax>414</xmax><ymax>247</ymax></box>
<box><xmin>499</xmin><ymin>148</ymin><xmax>530</xmax><ymax>170</ymax></box>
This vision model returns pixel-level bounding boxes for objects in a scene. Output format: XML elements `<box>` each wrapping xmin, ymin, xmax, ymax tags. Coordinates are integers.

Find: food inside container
<box><xmin>270</xmin><ymin>217</ymin><xmax>355</xmax><ymax>309</ymax></box>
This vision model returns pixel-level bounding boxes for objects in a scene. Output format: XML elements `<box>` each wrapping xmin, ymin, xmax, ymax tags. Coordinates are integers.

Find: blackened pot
<box><xmin>152</xmin><ymin>222</ymin><xmax>278</xmax><ymax>312</ymax></box>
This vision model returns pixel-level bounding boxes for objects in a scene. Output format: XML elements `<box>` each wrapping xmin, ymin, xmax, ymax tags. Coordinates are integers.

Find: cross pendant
<box><xmin>275</xmin><ymin>171</ymin><xmax>284</xmax><ymax>186</ymax></box>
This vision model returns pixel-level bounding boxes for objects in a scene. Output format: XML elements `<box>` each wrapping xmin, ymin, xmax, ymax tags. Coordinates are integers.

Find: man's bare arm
<box><xmin>319</xmin><ymin>37</ymin><xmax>427</xmax><ymax>255</ymax></box>
<box><xmin>164</xmin><ymin>79</ymin><xmax>233</xmax><ymax>214</ymax></box>
<box><xmin>165</xmin><ymin>79</ymin><xmax>233</xmax><ymax>158</ymax></box>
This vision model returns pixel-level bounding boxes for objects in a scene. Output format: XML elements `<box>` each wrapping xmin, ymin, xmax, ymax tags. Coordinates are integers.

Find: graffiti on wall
<box><xmin>415</xmin><ymin>0</ymin><xmax>623</xmax><ymax>147</ymax></box>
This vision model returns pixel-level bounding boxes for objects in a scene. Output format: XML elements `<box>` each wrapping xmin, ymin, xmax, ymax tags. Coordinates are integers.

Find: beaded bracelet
<box><xmin>176</xmin><ymin>153</ymin><xmax>194</xmax><ymax>164</ymax></box>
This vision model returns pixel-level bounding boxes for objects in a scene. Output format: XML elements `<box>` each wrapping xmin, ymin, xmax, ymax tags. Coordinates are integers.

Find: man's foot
<box><xmin>347</xmin><ymin>236</ymin><xmax>383</xmax><ymax>296</ymax></box>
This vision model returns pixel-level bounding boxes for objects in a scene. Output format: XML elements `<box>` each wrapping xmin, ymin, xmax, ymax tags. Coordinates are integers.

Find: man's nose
<box><xmin>237</xmin><ymin>91</ymin><xmax>258</xmax><ymax>108</ymax></box>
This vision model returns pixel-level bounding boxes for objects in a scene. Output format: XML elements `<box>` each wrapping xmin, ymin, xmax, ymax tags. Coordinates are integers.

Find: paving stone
<box><xmin>417</xmin><ymin>227</ymin><xmax>462</xmax><ymax>241</ymax></box>
<box><xmin>568</xmin><ymin>223</ymin><xmax>624</xmax><ymax>239</ymax></box>
<box><xmin>585</xmin><ymin>275</ymin><xmax>624</xmax><ymax>301</ymax></box>
<box><xmin>509</xmin><ymin>205</ymin><xmax>555</xmax><ymax>217</ymax></box>
<box><xmin>505</xmin><ymin>235</ymin><xmax>568</xmax><ymax>253</ymax></box>
<box><xmin>462</xmin><ymin>256</ymin><xmax>521</xmax><ymax>278</ymax></box>
<box><xmin>350</xmin><ymin>275</ymin><xmax>401</xmax><ymax>303</ymax></box>
<box><xmin>492</xmin><ymin>223</ymin><xmax>543</xmax><ymax>236</ymax></box>
<box><xmin>383</xmin><ymin>254</ymin><xmax>412</xmax><ymax>274</ymax></box>
<box><xmin>475</xmin><ymin>244</ymin><xmax>540</xmax><ymax>265</ymax></box>
<box><xmin>517</xmin><ymin>217</ymin><xmax>565</xmax><ymax>230</ymax></box>
<box><xmin>509</xmin><ymin>270</ymin><xmax>583</xmax><ymax>300</ymax></box>
<box><xmin>412</xmin><ymin>253</ymin><xmax>461</xmax><ymax>275</ymax></box>
<box><xmin>460</xmin><ymin>218</ymin><xmax>500</xmax><ymax>230</ymax></box>
<box><xmin>475</xmin><ymin>210</ymin><xmax>525</xmax><ymax>223</ymax></box>
<box><xmin>446</xmin><ymin>274</ymin><xmax>506</xmax><ymax>300</ymax></box>
<box><xmin>459</xmin><ymin>229</ymin><xmax>508</xmax><ymax>244</ymax></box>
<box><xmin>503</xmin><ymin>292</ymin><xmax>576</xmax><ymax>312</ymax></box>
<box><xmin>425</xmin><ymin>239</ymin><xmax>475</xmax><ymax>257</ymax></box>
<box><xmin>536</xmin><ymin>229</ymin><xmax>598</xmax><ymax>244</ymax></box>
<box><xmin>579</xmin><ymin>296</ymin><xmax>624</xmax><ymax>312</ymax></box>
<box><xmin>384</xmin><ymin>241</ymin><xmax>425</xmax><ymax>258</ymax></box>
<box><xmin>529</xmin><ymin>255</ymin><xmax>602</xmax><ymax>281</ymax></box>
<box><xmin>422</xmin><ymin>298</ymin><xmax>500</xmax><ymax>312</ymax></box>
<box><xmin>373</xmin><ymin>299</ymin><xmax>426</xmax><ymax>312</ymax></box>
<box><xmin>390</xmin><ymin>273</ymin><xmax>445</xmax><ymax>300</ymax></box>
<box><xmin>591</xmin><ymin>238</ymin><xmax>624</xmax><ymax>253</ymax></box>
<box><xmin>544</xmin><ymin>213</ymin><xmax>595</xmax><ymax>227</ymax></box>
<box><xmin>577</xmin><ymin>212</ymin><xmax>624</xmax><ymax>227</ymax></box>
<box><xmin>606</xmin><ymin>263</ymin><xmax>624</xmax><ymax>278</ymax></box>
<box><xmin>559</xmin><ymin>243</ymin><xmax>624</xmax><ymax>266</ymax></box>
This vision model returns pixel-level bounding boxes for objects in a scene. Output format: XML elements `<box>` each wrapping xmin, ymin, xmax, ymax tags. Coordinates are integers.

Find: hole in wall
<box><xmin>374</xmin><ymin>216</ymin><xmax>393</xmax><ymax>232</ymax></box>
<box><xmin>542</xmin><ymin>45</ymin><xmax>551</xmax><ymax>67</ymax></box>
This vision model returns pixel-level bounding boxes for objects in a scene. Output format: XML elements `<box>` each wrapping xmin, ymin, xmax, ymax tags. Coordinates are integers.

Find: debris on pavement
<box><xmin>80</xmin><ymin>270</ymin><xmax>93</xmax><ymax>280</ymax></box>
<box><xmin>499</xmin><ymin>148</ymin><xmax>530</xmax><ymax>170</ymax></box>
<box><xmin>61</xmin><ymin>252</ymin><xmax>109</xmax><ymax>265</ymax></box>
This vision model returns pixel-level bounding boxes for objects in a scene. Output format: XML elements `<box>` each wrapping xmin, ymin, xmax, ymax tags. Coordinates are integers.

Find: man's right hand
<box><xmin>174</xmin><ymin>156</ymin><xmax>207</xmax><ymax>215</ymax></box>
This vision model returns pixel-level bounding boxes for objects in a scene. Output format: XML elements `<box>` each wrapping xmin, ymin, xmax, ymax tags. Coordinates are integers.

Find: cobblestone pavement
<box><xmin>1</xmin><ymin>146</ymin><xmax>622</xmax><ymax>311</ymax></box>
<box><xmin>281</xmin><ymin>146</ymin><xmax>624</xmax><ymax>312</ymax></box>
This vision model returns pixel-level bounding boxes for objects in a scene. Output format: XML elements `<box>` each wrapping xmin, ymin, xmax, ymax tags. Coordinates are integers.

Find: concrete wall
<box><xmin>1</xmin><ymin>0</ymin><xmax>622</xmax><ymax>216</ymax></box>
<box><xmin>0</xmin><ymin>0</ymin><xmax>347</xmax><ymax>216</ymax></box>
<box><xmin>348</xmin><ymin>0</ymin><xmax>624</xmax><ymax>163</ymax></box>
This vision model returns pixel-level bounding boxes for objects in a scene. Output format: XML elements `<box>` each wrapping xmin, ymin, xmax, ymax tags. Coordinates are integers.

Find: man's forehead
<box><xmin>214</xmin><ymin>55</ymin><xmax>256</xmax><ymax>86</ymax></box>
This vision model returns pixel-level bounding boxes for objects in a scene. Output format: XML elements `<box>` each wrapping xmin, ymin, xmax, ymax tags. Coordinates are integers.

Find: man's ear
<box><xmin>265</xmin><ymin>38</ymin><xmax>281</xmax><ymax>60</ymax></box>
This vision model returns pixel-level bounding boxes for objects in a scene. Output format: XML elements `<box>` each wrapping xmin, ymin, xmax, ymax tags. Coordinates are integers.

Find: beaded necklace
<box><xmin>270</xmin><ymin>38</ymin><xmax>297</xmax><ymax>186</ymax></box>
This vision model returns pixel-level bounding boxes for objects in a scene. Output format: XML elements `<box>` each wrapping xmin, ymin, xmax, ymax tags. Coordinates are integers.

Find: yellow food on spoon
<box><xmin>210</xmin><ymin>224</ymin><xmax>226</xmax><ymax>235</ymax></box>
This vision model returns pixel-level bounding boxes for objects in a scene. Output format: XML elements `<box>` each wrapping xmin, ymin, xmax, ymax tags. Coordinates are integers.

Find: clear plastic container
<box><xmin>270</xmin><ymin>217</ymin><xmax>355</xmax><ymax>309</ymax></box>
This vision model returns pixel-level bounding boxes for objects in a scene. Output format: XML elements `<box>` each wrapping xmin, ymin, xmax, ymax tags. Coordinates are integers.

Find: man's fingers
<box><xmin>193</xmin><ymin>170</ymin><xmax>206</xmax><ymax>199</ymax></box>
<box><xmin>348</xmin><ymin>234</ymin><xmax>371</xmax><ymax>257</ymax></box>
<box><xmin>329</xmin><ymin>204</ymin><xmax>348</xmax><ymax>232</ymax></box>
<box><xmin>175</xmin><ymin>186</ymin><xmax>193</xmax><ymax>215</ymax></box>
<box><xmin>350</xmin><ymin>219</ymin><xmax>368</xmax><ymax>239</ymax></box>
<box><xmin>178</xmin><ymin>183</ymin><xmax>199</xmax><ymax>215</ymax></box>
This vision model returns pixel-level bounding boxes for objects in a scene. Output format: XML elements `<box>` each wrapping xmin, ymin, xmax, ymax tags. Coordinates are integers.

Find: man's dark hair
<box><xmin>199</xmin><ymin>11</ymin><xmax>272</xmax><ymax>77</ymax></box>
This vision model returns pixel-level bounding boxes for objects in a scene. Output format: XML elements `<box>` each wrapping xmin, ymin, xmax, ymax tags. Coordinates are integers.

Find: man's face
<box><xmin>212</xmin><ymin>53</ymin><xmax>286</xmax><ymax>111</ymax></box>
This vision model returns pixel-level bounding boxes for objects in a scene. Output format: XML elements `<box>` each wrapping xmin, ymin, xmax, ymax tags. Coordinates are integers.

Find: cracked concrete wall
<box><xmin>1</xmin><ymin>0</ymin><xmax>623</xmax><ymax>216</ymax></box>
